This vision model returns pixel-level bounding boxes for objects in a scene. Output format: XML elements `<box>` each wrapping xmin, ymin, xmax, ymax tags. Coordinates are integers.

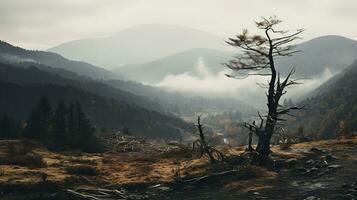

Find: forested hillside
<box><xmin>108</xmin><ymin>79</ymin><xmax>254</xmax><ymax>116</ymax></box>
<box><xmin>0</xmin><ymin>64</ymin><xmax>193</xmax><ymax>139</ymax></box>
<box><xmin>0</xmin><ymin>63</ymin><xmax>165</xmax><ymax>113</ymax></box>
<box><xmin>288</xmin><ymin>60</ymin><xmax>357</xmax><ymax>138</ymax></box>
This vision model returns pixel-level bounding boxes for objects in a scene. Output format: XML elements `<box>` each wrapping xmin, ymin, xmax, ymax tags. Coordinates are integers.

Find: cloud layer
<box><xmin>155</xmin><ymin>57</ymin><xmax>335</xmax><ymax>107</ymax></box>
<box><xmin>1</xmin><ymin>0</ymin><xmax>357</xmax><ymax>49</ymax></box>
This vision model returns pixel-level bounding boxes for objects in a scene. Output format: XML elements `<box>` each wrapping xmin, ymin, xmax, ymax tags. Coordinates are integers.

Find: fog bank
<box><xmin>154</xmin><ymin>57</ymin><xmax>335</xmax><ymax>107</ymax></box>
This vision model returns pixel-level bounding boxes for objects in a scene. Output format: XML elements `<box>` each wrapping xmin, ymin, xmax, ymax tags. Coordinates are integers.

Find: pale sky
<box><xmin>1</xmin><ymin>0</ymin><xmax>356</xmax><ymax>50</ymax></box>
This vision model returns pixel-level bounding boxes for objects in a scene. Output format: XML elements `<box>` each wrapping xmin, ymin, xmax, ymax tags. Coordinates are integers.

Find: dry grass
<box><xmin>0</xmin><ymin>137</ymin><xmax>356</xmax><ymax>194</ymax></box>
<box><xmin>0</xmin><ymin>141</ymin><xmax>46</xmax><ymax>168</ymax></box>
<box><xmin>293</xmin><ymin>137</ymin><xmax>357</xmax><ymax>149</ymax></box>
<box><xmin>65</xmin><ymin>165</ymin><xmax>99</xmax><ymax>176</ymax></box>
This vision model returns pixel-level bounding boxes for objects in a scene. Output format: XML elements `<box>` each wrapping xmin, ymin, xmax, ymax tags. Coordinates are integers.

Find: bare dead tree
<box><xmin>225</xmin><ymin>16</ymin><xmax>304</xmax><ymax>163</ymax></box>
<box><xmin>192</xmin><ymin>116</ymin><xmax>224</xmax><ymax>163</ymax></box>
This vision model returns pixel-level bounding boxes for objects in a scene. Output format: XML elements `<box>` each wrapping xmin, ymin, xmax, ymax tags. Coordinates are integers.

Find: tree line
<box><xmin>0</xmin><ymin>96</ymin><xmax>102</xmax><ymax>152</ymax></box>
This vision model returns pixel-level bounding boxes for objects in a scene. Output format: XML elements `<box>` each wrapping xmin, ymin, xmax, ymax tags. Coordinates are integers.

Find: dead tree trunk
<box><xmin>197</xmin><ymin>116</ymin><xmax>216</xmax><ymax>162</ymax></box>
<box><xmin>256</xmin><ymin>134</ymin><xmax>272</xmax><ymax>160</ymax></box>
<box><xmin>247</xmin><ymin>125</ymin><xmax>254</xmax><ymax>152</ymax></box>
<box><xmin>192</xmin><ymin>116</ymin><xmax>224</xmax><ymax>163</ymax></box>
<box><xmin>225</xmin><ymin>16</ymin><xmax>304</xmax><ymax>163</ymax></box>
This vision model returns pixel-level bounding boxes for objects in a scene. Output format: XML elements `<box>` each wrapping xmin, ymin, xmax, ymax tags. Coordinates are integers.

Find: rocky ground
<box><xmin>0</xmin><ymin>136</ymin><xmax>356</xmax><ymax>200</ymax></box>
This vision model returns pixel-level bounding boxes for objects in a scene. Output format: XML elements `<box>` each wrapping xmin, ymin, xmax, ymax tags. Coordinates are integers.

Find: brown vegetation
<box><xmin>0</xmin><ymin>137</ymin><xmax>356</xmax><ymax>199</ymax></box>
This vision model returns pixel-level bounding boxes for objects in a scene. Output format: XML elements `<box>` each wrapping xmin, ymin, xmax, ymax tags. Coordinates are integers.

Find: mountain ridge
<box><xmin>0</xmin><ymin>40</ymin><xmax>123</xmax><ymax>80</ymax></box>
<box><xmin>112</xmin><ymin>48</ymin><xmax>235</xmax><ymax>83</ymax></box>
<box><xmin>115</xmin><ymin>35</ymin><xmax>357</xmax><ymax>84</ymax></box>
<box><xmin>0</xmin><ymin>63</ymin><xmax>192</xmax><ymax>138</ymax></box>
<box><xmin>49</xmin><ymin>24</ymin><xmax>230</xmax><ymax>69</ymax></box>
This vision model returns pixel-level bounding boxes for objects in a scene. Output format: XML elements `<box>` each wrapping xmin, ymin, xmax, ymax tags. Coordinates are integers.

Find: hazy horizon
<box><xmin>1</xmin><ymin>0</ymin><xmax>357</xmax><ymax>50</ymax></box>
<box><xmin>0</xmin><ymin>0</ymin><xmax>356</xmax><ymax>111</ymax></box>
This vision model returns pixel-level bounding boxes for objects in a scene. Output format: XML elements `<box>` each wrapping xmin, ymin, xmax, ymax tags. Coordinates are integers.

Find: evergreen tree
<box><xmin>24</xmin><ymin>96</ymin><xmax>52</xmax><ymax>139</ymax></box>
<box><xmin>21</xmin><ymin>97</ymin><xmax>98</xmax><ymax>151</ymax></box>
<box><xmin>52</xmin><ymin>101</ymin><xmax>67</xmax><ymax>147</ymax></box>
<box><xmin>67</xmin><ymin>102</ymin><xmax>76</xmax><ymax>146</ymax></box>
<box><xmin>73</xmin><ymin>102</ymin><xmax>95</xmax><ymax>146</ymax></box>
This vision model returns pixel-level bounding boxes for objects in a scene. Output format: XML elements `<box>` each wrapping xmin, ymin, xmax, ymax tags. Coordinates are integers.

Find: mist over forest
<box><xmin>0</xmin><ymin>1</ymin><xmax>357</xmax><ymax>199</ymax></box>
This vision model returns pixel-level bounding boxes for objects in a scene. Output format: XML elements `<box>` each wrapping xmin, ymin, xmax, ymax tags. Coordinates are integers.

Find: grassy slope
<box><xmin>0</xmin><ymin>137</ymin><xmax>356</xmax><ymax>199</ymax></box>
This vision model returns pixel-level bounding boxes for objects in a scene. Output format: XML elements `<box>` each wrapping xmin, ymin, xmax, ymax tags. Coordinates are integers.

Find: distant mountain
<box><xmin>0</xmin><ymin>63</ymin><xmax>192</xmax><ymax>139</ymax></box>
<box><xmin>287</xmin><ymin>60</ymin><xmax>357</xmax><ymax>138</ymax></box>
<box><xmin>0</xmin><ymin>57</ymin><xmax>253</xmax><ymax>117</ymax></box>
<box><xmin>115</xmin><ymin>35</ymin><xmax>357</xmax><ymax>84</ymax></box>
<box><xmin>276</xmin><ymin>35</ymin><xmax>357</xmax><ymax>77</ymax></box>
<box><xmin>0</xmin><ymin>40</ymin><xmax>122</xmax><ymax>80</ymax></box>
<box><xmin>49</xmin><ymin>24</ymin><xmax>229</xmax><ymax>69</ymax></box>
<box><xmin>0</xmin><ymin>43</ymin><xmax>254</xmax><ymax>120</ymax></box>
<box><xmin>113</xmin><ymin>48</ymin><xmax>234</xmax><ymax>83</ymax></box>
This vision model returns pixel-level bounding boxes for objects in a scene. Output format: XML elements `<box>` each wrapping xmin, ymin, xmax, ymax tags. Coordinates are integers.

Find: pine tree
<box><xmin>75</xmin><ymin>102</ymin><xmax>95</xmax><ymax>142</ymax></box>
<box><xmin>67</xmin><ymin>102</ymin><xmax>76</xmax><ymax>146</ymax></box>
<box><xmin>52</xmin><ymin>101</ymin><xmax>67</xmax><ymax>147</ymax></box>
<box><xmin>22</xmin><ymin>98</ymin><xmax>98</xmax><ymax>151</ymax></box>
<box><xmin>24</xmin><ymin>96</ymin><xmax>52</xmax><ymax>139</ymax></box>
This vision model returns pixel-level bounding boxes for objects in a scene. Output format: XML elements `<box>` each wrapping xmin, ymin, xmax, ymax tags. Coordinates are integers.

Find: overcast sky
<box><xmin>1</xmin><ymin>0</ymin><xmax>356</xmax><ymax>50</ymax></box>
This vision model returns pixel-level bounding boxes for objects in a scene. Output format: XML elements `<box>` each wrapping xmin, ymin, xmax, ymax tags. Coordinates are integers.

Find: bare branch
<box><xmin>224</xmin><ymin>16</ymin><xmax>304</xmax><ymax>160</ymax></box>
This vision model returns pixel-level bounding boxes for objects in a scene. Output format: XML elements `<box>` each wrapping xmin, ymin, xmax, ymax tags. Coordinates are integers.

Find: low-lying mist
<box><xmin>0</xmin><ymin>54</ymin><xmax>37</xmax><ymax>63</ymax></box>
<box><xmin>154</xmin><ymin>57</ymin><xmax>335</xmax><ymax>108</ymax></box>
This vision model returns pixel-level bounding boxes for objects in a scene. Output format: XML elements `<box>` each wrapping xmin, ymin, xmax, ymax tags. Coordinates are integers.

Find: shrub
<box><xmin>65</xmin><ymin>165</ymin><xmax>99</xmax><ymax>176</ymax></box>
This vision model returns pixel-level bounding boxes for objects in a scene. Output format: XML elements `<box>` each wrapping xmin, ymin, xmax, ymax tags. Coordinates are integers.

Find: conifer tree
<box><xmin>67</xmin><ymin>102</ymin><xmax>76</xmax><ymax>146</ymax></box>
<box><xmin>73</xmin><ymin>102</ymin><xmax>95</xmax><ymax>147</ymax></box>
<box><xmin>24</xmin><ymin>96</ymin><xmax>52</xmax><ymax>139</ymax></box>
<box><xmin>52</xmin><ymin>101</ymin><xmax>67</xmax><ymax>147</ymax></box>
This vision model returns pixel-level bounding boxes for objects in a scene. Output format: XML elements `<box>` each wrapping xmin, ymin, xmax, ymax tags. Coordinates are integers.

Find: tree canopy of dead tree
<box><xmin>225</xmin><ymin>16</ymin><xmax>304</xmax><ymax>163</ymax></box>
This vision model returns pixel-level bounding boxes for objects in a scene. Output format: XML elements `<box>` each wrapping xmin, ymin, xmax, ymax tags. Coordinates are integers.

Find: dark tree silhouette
<box><xmin>67</xmin><ymin>102</ymin><xmax>76</xmax><ymax>145</ymax></box>
<box><xmin>20</xmin><ymin>97</ymin><xmax>98</xmax><ymax>151</ymax></box>
<box><xmin>225</xmin><ymin>16</ymin><xmax>304</xmax><ymax>162</ymax></box>
<box><xmin>24</xmin><ymin>96</ymin><xmax>52</xmax><ymax>139</ymax></box>
<box><xmin>52</xmin><ymin>101</ymin><xmax>67</xmax><ymax>146</ymax></box>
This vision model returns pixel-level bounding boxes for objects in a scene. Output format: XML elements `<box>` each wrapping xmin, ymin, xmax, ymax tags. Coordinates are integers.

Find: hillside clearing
<box><xmin>0</xmin><ymin>137</ymin><xmax>356</xmax><ymax>199</ymax></box>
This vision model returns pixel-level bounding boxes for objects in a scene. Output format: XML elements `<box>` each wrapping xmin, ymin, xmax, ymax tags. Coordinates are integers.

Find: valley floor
<box><xmin>0</xmin><ymin>137</ymin><xmax>356</xmax><ymax>199</ymax></box>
